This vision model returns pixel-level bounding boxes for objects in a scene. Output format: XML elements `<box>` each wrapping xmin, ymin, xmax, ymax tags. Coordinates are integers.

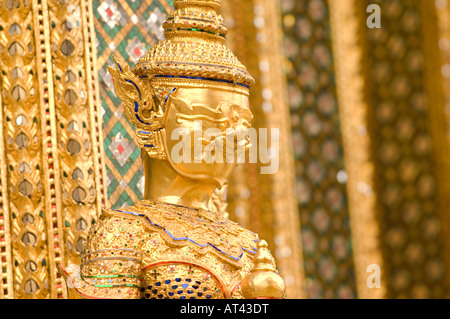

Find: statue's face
<box><xmin>163</xmin><ymin>87</ymin><xmax>252</xmax><ymax>187</ymax></box>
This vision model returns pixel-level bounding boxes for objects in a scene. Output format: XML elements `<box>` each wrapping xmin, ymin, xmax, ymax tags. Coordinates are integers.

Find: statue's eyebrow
<box><xmin>221</xmin><ymin>103</ymin><xmax>252</xmax><ymax>113</ymax></box>
<box><xmin>190</xmin><ymin>103</ymin><xmax>223</xmax><ymax>116</ymax></box>
<box><xmin>175</xmin><ymin>101</ymin><xmax>252</xmax><ymax>125</ymax></box>
<box><xmin>176</xmin><ymin>113</ymin><xmax>230</xmax><ymax>125</ymax></box>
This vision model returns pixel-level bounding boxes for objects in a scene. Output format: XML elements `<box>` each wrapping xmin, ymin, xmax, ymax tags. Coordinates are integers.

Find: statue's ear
<box><xmin>107</xmin><ymin>55</ymin><xmax>126</xmax><ymax>84</ymax></box>
<box><xmin>107</xmin><ymin>55</ymin><xmax>145</xmax><ymax>105</ymax></box>
<box><xmin>111</xmin><ymin>54</ymin><xmax>129</xmax><ymax>72</ymax></box>
<box><xmin>107</xmin><ymin>67</ymin><xmax>131</xmax><ymax>103</ymax></box>
<box><xmin>107</xmin><ymin>65</ymin><xmax>120</xmax><ymax>82</ymax></box>
<box><xmin>107</xmin><ymin>56</ymin><xmax>130</xmax><ymax>101</ymax></box>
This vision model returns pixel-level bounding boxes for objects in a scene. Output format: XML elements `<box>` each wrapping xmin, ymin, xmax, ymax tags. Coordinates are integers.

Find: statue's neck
<box><xmin>141</xmin><ymin>152</ymin><xmax>217</xmax><ymax>211</ymax></box>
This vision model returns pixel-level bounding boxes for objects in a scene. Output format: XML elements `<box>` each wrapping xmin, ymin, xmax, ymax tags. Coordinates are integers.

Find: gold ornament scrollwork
<box><xmin>0</xmin><ymin>0</ymin><xmax>107</xmax><ymax>298</ymax></box>
<box><xmin>47</xmin><ymin>0</ymin><xmax>98</xmax><ymax>268</ymax></box>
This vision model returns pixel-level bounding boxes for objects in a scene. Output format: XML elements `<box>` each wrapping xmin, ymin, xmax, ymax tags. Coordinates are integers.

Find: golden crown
<box><xmin>131</xmin><ymin>0</ymin><xmax>255</xmax><ymax>93</ymax></box>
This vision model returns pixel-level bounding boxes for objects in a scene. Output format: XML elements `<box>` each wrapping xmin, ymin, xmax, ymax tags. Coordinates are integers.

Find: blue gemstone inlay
<box><xmin>177</xmin><ymin>290</ymin><xmax>183</xmax><ymax>294</ymax></box>
<box><xmin>180</xmin><ymin>296</ymin><xmax>186</xmax><ymax>299</ymax></box>
<box><xmin>206</xmin><ymin>294</ymin><xmax>211</xmax><ymax>299</ymax></box>
<box><xmin>197</xmin><ymin>292</ymin><xmax>203</xmax><ymax>297</ymax></box>
<box><xmin>187</xmin><ymin>290</ymin><xmax>193</xmax><ymax>294</ymax></box>
<box><xmin>182</xmin><ymin>284</ymin><xmax>188</xmax><ymax>289</ymax></box>
<box><xmin>165</xmin><ymin>280</ymin><xmax>171</xmax><ymax>284</ymax></box>
<box><xmin>175</xmin><ymin>278</ymin><xmax>181</xmax><ymax>282</ymax></box>
<box><xmin>169</xmin><ymin>292</ymin><xmax>174</xmax><ymax>296</ymax></box>
<box><xmin>155</xmin><ymin>282</ymin><xmax>161</xmax><ymax>286</ymax></box>
<box><xmin>172</xmin><ymin>285</ymin><xmax>178</xmax><ymax>289</ymax></box>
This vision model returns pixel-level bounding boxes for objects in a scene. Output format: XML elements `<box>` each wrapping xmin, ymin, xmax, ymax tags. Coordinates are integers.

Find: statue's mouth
<box><xmin>197</xmin><ymin>130</ymin><xmax>251</xmax><ymax>162</ymax></box>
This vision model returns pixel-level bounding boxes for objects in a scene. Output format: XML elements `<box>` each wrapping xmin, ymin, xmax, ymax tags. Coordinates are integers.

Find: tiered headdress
<box><xmin>133</xmin><ymin>0</ymin><xmax>254</xmax><ymax>93</ymax></box>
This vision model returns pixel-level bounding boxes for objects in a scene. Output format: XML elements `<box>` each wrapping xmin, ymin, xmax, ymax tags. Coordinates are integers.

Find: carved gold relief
<box><xmin>0</xmin><ymin>0</ymin><xmax>52</xmax><ymax>299</ymax></box>
<box><xmin>48</xmin><ymin>0</ymin><xmax>99</xmax><ymax>268</ymax></box>
<box><xmin>0</xmin><ymin>0</ymin><xmax>106</xmax><ymax>298</ymax></box>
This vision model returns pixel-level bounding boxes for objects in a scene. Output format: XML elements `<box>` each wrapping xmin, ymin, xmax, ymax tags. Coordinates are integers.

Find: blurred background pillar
<box><xmin>328</xmin><ymin>0</ymin><xmax>385</xmax><ymax>299</ymax></box>
<box><xmin>329</xmin><ymin>0</ymin><xmax>450</xmax><ymax>298</ymax></box>
<box><xmin>277</xmin><ymin>0</ymin><xmax>359</xmax><ymax>298</ymax></box>
<box><xmin>221</xmin><ymin>0</ymin><xmax>305</xmax><ymax>299</ymax></box>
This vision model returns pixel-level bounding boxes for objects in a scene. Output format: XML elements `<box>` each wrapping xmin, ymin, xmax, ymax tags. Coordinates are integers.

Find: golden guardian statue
<box><xmin>58</xmin><ymin>0</ymin><xmax>285</xmax><ymax>299</ymax></box>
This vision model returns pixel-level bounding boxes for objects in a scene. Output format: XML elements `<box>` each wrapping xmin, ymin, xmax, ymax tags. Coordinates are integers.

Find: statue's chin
<box><xmin>164</xmin><ymin>144</ymin><xmax>235</xmax><ymax>189</ymax></box>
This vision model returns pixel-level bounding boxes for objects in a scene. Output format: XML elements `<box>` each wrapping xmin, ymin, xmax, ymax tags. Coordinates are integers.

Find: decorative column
<box><xmin>0</xmin><ymin>0</ymin><xmax>106</xmax><ymax>298</ymax></box>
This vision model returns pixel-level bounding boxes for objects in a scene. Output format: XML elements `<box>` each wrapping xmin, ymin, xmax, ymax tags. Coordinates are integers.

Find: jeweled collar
<box><xmin>110</xmin><ymin>200</ymin><xmax>258</xmax><ymax>264</ymax></box>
